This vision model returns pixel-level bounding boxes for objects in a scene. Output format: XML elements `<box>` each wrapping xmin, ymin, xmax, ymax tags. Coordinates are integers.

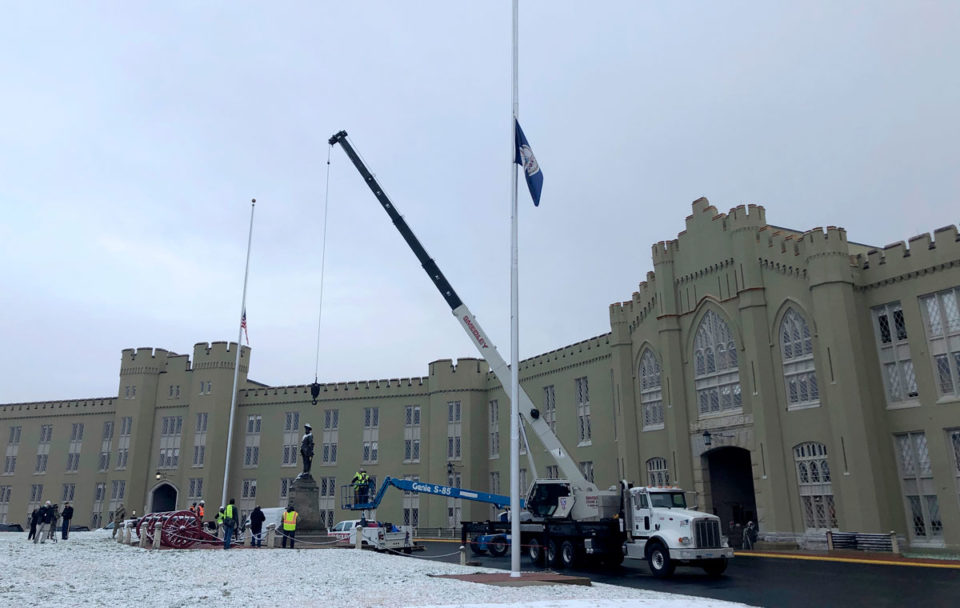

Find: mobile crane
<box><xmin>329</xmin><ymin>130</ymin><xmax>732</xmax><ymax>577</ymax></box>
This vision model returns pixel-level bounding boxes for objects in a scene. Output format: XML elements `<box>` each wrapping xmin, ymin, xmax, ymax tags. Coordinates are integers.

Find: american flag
<box><xmin>241</xmin><ymin>309</ymin><xmax>249</xmax><ymax>345</ymax></box>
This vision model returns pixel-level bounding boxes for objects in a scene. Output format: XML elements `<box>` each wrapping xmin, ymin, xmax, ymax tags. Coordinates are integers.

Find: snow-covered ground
<box><xmin>0</xmin><ymin>530</ymin><xmax>755</xmax><ymax>607</ymax></box>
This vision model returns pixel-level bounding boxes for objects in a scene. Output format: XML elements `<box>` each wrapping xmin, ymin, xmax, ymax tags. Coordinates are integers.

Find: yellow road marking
<box><xmin>736</xmin><ymin>551</ymin><xmax>960</xmax><ymax>569</ymax></box>
<box><xmin>416</xmin><ymin>540</ymin><xmax>960</xmax><ymax>569</ymax></box>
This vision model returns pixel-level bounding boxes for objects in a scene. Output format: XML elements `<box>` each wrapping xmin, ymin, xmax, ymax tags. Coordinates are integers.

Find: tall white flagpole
<box><xmin>509</xmin><ymin>0</ymin><xmax>522</xmax><ymax>578</ymax></box>
<box><xmin>221</xmin><ymin>198</ymin><xmax>256</xmax><ymax>509</ymax></box>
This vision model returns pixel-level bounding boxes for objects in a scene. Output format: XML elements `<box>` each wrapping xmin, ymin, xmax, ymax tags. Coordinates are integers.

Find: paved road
<box><xmin>413</xmin><ymin>540</ymin><xmax>960</xmax><ymax>607</ymax></box>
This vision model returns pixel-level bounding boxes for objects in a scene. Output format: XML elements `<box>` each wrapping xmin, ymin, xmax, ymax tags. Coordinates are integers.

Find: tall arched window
<box><xmin>781</xmin><ymin>308</ymin><xmax>819</xmax><ymax>408</ymax></box>
<box><xmin>794</xmin><ymin>442</ymin><xmax>837</xmax><ymax>530</ymax></box>
<box><xmin>693</xmin><ymin>310</ymin><xmax>742</xmax><ymax>416</ymax></box>
<box><xmin>647</xmin><ymin>457</ymin><xmax>670</xmax><ymax>486</ymax></box>
<box><xmin>639</xmin><ymin>350</ymin><xmax>663</xmax><ymax>429</ymax></box>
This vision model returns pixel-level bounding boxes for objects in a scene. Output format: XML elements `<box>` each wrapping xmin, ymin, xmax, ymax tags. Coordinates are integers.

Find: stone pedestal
<box><xmin>288</xmin><ymin>473</ymin><xmax>322</xmax><ymax>531</ymax></box>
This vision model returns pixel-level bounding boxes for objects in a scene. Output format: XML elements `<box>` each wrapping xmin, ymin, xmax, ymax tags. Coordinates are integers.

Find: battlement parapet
<box><xmin>686</xmin><ymin>197</ymin><xmax>717</xmax><ymax>225</ymax></box>
<box><xmin>168</xmin><ymin>353</ymin><xmax>191</xmax><ymax>372</ymax></box>
<box><xmin>514</xmin><ymin>333</ymin><xmax>611</xmax><ymax>372</ymax></box>
<box><xmin>238</xmin><ymin>375</ymin><xmax>429</xmax><ymax>402</ymax></box>
<box><xmin>683</xmin><ymin>198</ymin><xmax>766</xmax><ymax>237</ymax></box>
<box><xmin>193</xmin><ymin>341</ymin><xmax>246</xmax><ymax>360</ymax></box>
<box><xmin>428</xmin><ymin>358</ymin><xmax>489</xmax><ymax>392</ymax></box>
<box><xmin>631</xmin><ymin>273</ymin><xmax>658</xmax><ymax>305</ymax></box>
<box><xmin>120</xmin><ymin>347</ymin><xmax>171</xmax><ymax>375</ymax></box>
<box><xmin>428</xmin><ymin>358</ymin><xmax>487</xmax><ymax>376</ymax></box>
<box><xmin>651</xmin><ymin>239</ymin><xmax>679</xmax><ymax>264</ymax></box>
<box><xmin>858</xmin><ymin>224</ymin><xmax>960</xmax><ymax>287</ymax></box>
<box><xmin>759</xmin><ymin>226</ymin><xmax>802</xmax><ymax>257</ymax></box>
<box><xmin>800</xmin><ymin>225</ymin><xmax>850</xmax><ymax>258</ymax></box>
<box><xmin>0</xmin><ymin>397</ymin><xmax>116</xmax><ymax>415</ymax></box>
<box><xmin>725</xmin><ymin>203</ymin><xmax>767</xmax><ymax>230</ymax></box>
<box><xmin>121</xmin><ymin>347</ymin><xmax>168</xmax><ymax>363</ymax></box>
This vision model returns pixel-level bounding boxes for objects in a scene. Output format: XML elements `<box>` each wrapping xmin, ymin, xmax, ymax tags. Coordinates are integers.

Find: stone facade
<box><xmin>2</xmin><ymin>198</ymin><xmax>959</xmax><ymax>554</ymax></box>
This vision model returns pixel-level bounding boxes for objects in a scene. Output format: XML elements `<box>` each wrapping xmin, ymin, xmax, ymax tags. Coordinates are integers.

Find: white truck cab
<box><xmin>622</xmin><ymin>486</ymin><xmax>733</xmax><ymax>577</ymax></box>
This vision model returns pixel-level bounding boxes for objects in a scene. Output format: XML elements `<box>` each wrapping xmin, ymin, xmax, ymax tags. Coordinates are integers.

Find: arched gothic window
<box><xmin>781</xmin><ymin>308</ymin><xmax>819</xmax><ymax>408</ymax></box>
<box><xmin>693</xmin><ymin>310</ymin><xmax>742</xmax><ymax>416</ymax></box>
<box><xmin>639</xmin><ymin>350</ymin><xmax>664</xmax><ymax>429</ymax></box>
<box><xmin>647</xmin><ymin>457</ymin><xmax>670</xmax><ymax>486</ymax></box>
<box><xmin>794</xmin><ymin>442</ymin><xmax>837</xmax><ymax>530</ymax></box>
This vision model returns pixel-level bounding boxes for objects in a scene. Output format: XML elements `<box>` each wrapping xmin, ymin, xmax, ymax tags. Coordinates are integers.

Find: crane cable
<box><xmin>313</xmin><ymin>145</ymin><xmax>333</xmax><ymax>383</ymax></box>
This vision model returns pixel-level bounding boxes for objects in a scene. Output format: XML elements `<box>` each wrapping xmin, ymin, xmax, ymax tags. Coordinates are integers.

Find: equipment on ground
<box><xmin>328</xmin><ymin>518</ymin><xmax>414</xmax><ymax>553</ymax></box>
<box><xmin>138</xmin><ymin>510</ymin><xmax>220</xmax><ymax>549</ymax></box>
<box><xmin>329</xmin><ymin>130</ymin><xmax>732</xmax><ymax>577</ymax></box>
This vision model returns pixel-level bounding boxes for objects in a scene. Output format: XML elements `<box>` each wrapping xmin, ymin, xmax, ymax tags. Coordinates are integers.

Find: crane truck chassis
<box><xmin>329</xmin><ymin>130</ymin><xmax>732</xmax><ymax>577</ymax></box>
<box><xmin>463</xmin><ymin>483</ymin><xmax>732</xmax><ymax>576</ymax></box>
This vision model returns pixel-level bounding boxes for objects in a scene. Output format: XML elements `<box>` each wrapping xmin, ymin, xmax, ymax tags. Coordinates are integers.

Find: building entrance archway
<box><xmin>703</xmin><ymin>446</ymin><xmax>757</xmax><ymax>534</ymax></box>
<box><xmin>150</xmin><ymin>483</ymin><xmax>178</xmax><ymax>513</ymax></box>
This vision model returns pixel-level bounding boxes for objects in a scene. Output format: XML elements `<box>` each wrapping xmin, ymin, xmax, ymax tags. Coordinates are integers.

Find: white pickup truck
<box><xmin>328</xmin><ymin>519</ymin><xmax>414</xmax><ymax>553</ymax></box>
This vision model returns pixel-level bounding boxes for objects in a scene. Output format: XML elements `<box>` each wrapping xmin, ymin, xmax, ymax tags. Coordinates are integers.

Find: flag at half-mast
<box><xmin>514</xmin><ymin>119</ymin><xmax>543</xmax><ymax>206</ymax></box>
<box><xmin>240</xmin><ymin>309</ymin><xmax>249</xmax><ymax>345</ymax></box>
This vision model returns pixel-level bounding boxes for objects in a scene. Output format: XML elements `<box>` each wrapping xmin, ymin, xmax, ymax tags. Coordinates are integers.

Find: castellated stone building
<box><xmin>2</xmin><ymin>198</ymin><xmax>960</xmax><ymax>553</ymax></box>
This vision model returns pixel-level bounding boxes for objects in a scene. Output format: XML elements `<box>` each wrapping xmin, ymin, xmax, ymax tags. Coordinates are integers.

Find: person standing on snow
<box><xmin>222</xmin><ymin>499</ymin><xmax>239</xmax><ymax>549</ymax></box>
<box><xmin>47</xmin><ymin>502</ymin><xmax>60</xmax><ymax>542</ymax></box>
<box><xmin>61</xmin><ymin>502</ymin><xmax>74</xmax><ymax>540</ymax></box>
<box><xmin>27</xmin><ymin>507</ymin><xmax>39</xmax><ymax>541</ymax></box>
<box><xmin>281</xmin><ymin>505</ymin><xmax>298</xmax><ymax>549</ymax></box>
<box><xmin>35</xmin><ymin>501</ymin><xmax>53</xmax><ymax>544</ymax></box>
<box><xmin>249</xmin><ymin>505</ymin><xmax>266</xmax><ymax>548</ymax></box>
<box><xmin>112</xmin><ymin>504</ymin><xmax>126</xmax><ymax>538</ymax></box>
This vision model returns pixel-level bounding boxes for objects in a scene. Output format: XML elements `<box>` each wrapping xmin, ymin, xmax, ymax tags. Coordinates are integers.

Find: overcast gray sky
<box><xmin>2</xmin><ymin>1</ymin><xmax>959</xmax><ymax>403</ymax></box>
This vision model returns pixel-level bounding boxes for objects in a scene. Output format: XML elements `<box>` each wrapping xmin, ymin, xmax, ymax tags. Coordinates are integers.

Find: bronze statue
<box><xmin>299</xmin><ymin>423</ymin><xmax>314</xmax><ymax>475</ymax></box>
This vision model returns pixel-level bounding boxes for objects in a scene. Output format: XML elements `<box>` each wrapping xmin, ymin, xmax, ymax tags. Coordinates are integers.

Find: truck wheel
<box><xmin>403</xmin><ymin>546</ymin><xmax>413</xmax><ymax>555</ymax></box>
<box><xmin>560</xmin><ymin>540</ymin><xmax>580</xmax><ymax>569</ymax></box>
<box><xmin>528</xmin><ymin>537</ymin><xmax>544</xmax><ymax>565</ymax></box>
<box><xmin>602</xmin><ymin>549</ymin><xmax>625</xmax><ymax>567</ymax></box>
<box><xmin>702</xmin><ymin>557</ymin><xmax>728</xmax><ymax>577</ymax></box>
<box><xmin>546</xmin><ymin>539</ymin><xmax>561</xmax><ymax>568</ymax></box>
<box><xmin>469</xmin><ymin>539</ymin><xmax>486</xmax><ymax>555</ymax></box>
<box><xmin>647</xmin><ymin>543</ymin><xmax>675</xmax><ymax>578</ymax></box>
<box><xmin>488</xmin><ymin>536</ymin><xmax>509</xmax><ymax>557</ymax></box>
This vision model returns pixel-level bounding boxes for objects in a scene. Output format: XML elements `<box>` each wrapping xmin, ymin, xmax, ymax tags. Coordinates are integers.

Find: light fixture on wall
<box><xmin>154</xmin><ymin>470</ymin><xmax>168</xmax><ymax>481</ymax></box>
<box><xmin>702</xmin><ymin>430</ymin><xmax>734</xmax><ymax>447</ymax></box>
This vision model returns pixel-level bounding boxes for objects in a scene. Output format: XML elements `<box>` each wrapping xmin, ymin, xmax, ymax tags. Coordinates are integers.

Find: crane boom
<box><xmin>329</xmin><ymin>130</ymin><xmax>595</xmax><ymax>493</ymax></box>
<box><xmin>341</xmin><ymin>476</ymin><xmax>519</xmax><ymax>511</ymax></box>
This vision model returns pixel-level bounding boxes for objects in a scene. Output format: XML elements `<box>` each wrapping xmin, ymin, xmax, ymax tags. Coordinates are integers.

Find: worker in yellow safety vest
<box><xmin>352</xmin><ymin>469</ymin><xmax>371</xmax><ymax>505</ymax></box>
<box><xmin>222</xmin><ymin>499</ymin><xmax>239</xmax><ymax>550</ymax></box>
<box><xmin>281</xmin><ymin>505</ymin><xmax>299</xmax><ymax>549</ymax></box>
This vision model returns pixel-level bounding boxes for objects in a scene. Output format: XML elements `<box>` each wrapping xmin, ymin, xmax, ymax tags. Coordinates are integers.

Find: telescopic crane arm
<box><xmin>329</xmin><ymin>130</ymin><xmax>596</xmax><ymax>493</ymax></box>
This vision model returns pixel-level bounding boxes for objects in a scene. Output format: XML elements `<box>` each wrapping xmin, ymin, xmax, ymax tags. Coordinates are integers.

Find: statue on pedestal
<box><xmin>299</xmin><ymin>423</ymin><xmax>314</xmax><ymax>477</ymax></box>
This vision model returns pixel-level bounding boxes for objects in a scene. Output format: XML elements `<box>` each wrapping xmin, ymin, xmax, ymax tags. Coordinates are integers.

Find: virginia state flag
<box><xmin>514</xmin><ymin>120</ymin><xmax>543</xmax><ymax>206</ymax></box>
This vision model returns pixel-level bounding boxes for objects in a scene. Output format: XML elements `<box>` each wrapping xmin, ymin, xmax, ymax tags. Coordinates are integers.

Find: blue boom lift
<box><xmin>341</xmin><ymin>476</ymin><xmax>523</xmax><ymax>556</ymax></box>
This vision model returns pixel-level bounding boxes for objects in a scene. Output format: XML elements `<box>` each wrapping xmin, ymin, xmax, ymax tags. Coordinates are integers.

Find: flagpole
<box><xmin>509</xmin><ymin>0</ymin><xmax>521</xmax><ymax>578</ymax></box>
<box><xmin>221</xmin><ymin>198</ymin><xmax>256</xmax><ymax>510</ymax></box>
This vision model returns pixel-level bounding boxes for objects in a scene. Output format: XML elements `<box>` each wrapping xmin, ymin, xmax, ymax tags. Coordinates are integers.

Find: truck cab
<box><xmin>624</xmin><ymin>486</ymin><xmax>733</xmax><ymax>577</ymax></box>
